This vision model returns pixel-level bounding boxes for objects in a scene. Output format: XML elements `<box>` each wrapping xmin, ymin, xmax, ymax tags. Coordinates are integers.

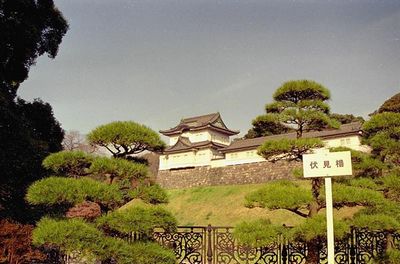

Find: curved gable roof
<box><xmin>160</xmin><ymin>112</ymin><xmax>239</xmax><ymax>136</ymax></box>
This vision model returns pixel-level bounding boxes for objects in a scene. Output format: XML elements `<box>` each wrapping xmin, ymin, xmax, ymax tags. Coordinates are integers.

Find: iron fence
<box><xmin>44</xmin><ymin>226</ymin><xmax>400</xmax><ymax>264</ymax></box>
<box><xmin>151</xmin><ymin>225</ymin><xmax>400</xmax><ymax>264</ymax></box>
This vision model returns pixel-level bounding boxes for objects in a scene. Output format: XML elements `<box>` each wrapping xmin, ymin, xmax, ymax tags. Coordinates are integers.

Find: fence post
<box><xmin>207</xmin><ymin>224</ymin><xmax>213</xmax><ymax>264</ymax></box>
<box><xmin>349</xmin><ymin>227</ymin><xmax>356</xmax><ymax>264</ymax></box>
<box><xmin>281</xmin><ymin>243</ymin><xmax>288</xmax><ymax>264</ymax></box>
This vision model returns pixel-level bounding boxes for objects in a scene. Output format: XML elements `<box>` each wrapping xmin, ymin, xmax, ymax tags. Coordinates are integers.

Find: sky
<box><xmin>19</xmin><ymin>0</ymin><xmax>400</xmax><ymax>137</ymax></box>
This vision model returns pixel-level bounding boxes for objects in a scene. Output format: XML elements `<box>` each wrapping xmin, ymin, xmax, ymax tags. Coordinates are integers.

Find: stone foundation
<box><xmin>157</xmin><ymin>161</ymin><xmax>301</xmax><ymax>189</ymax></box>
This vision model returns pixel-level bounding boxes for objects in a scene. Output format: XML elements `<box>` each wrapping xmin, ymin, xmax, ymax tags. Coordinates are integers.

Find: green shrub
<box><xmin>352</xmin><ymin>213</ymin><xmax>400</xmax><ymax>231</ymax></box>
<box><xmin>87</xmin><ymin>121</ymin><xmax>165</xmax><ymax>156</ymax></box>
<box><xmin>245</xmin><ymin>180</ymin><xmax>312</xmax><ymax>210</ymax></box>
<box><xmin>289</xmin><ymin>215</ymin><xmax>349</xmax><ymax>241</ymax></box>
<box><xmin>32</xmin><ymin>218</ymin><xmax>176</xmax><ymax>264</ymax></box>
<box><xmin>89</xmin><ymin>157</ymin><xmax>148</xmax><ymax>181</ymax></box>
<box><xmin>42</xmin><ymin>151</ymin><xmax>93</xmax><ymax>177</ymax></box>
<box><xmin>26</xmin><ymin>176</ymin><xmax>123</xmax><ymax>206</ymax></box>
<box><xmin>130</xmin><ymin>184</ymin><xmax>169</xmax><ymax>204</ymax></box>
<box><xmin>234</xmin><ymin>219</ymin><xmax>286</xmax><ymax>247</ymax></box>
<box><xmin>97</xmin><ymin>206</ymin><xmax>177</xmax><ymax>237</ymax></box>
<box><xmin>331</xmin><ymin>184</ymin><xmax>385</xmax><ymax>207</ymax></box>
<box><xmin>32</xmin><ymin>218</ymin><xmax>103</xmax><ymax>261</ymax></box>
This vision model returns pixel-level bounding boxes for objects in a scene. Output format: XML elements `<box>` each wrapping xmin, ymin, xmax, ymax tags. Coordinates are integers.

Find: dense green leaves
<box><xmin>352</xmin><ymin>214</ymin><xmax>400</xmax><ymax>231</ymax></box>
<box><xmin>258</xmin><ymin>138</ymin><xmax>324</xmax><ymax>162</ymax></box>
<box><xmin>272</xmin><ymin>80</ymin><xmax>331</xmax><ymax>102</ymax></box>
<box><xmin>362</xmin><ymin>112</ymin><xmax>400</xmax><ymax>166</ymax></box>
<box><xmin>32</xmin><ymin>218</ymin><xmax>103</xmax><ymax>259</ymax></box>
<box><xmin>234</xmin><ymin>219</ymin><xmax>286</xmax><ymax>247</ymax></box>
<box><xmin>42</xmin><ymin>151</ymin><xmax>94</xmax><ymax>177</ymax></box>
<box><xmin>290</xmin><ymin>215</ymin><xmax>349</xmax><ymax>241</ymax></box>
<box><xmin>129</xmin><ymin>184</ymin><xmax>169</xmax><ymax>204</ymax></box>
<box><xmin>363</xmin><ymin>112</ymin><xmax>400</xmax><ymax>136</ymax></box>
<box><xmin>377</xmin><ymin>93</ymin><xmax>400</xmax><ymax>114</ymax></box>
<box><xmin>330</xmin><ymin>113</ymin><xmax>364</xmax><ymax>124</ymax></box>
<box><xmin>245</xmin><ymin>180</ymin><xmax>312</xmax><ymax>212</ymax></box>
<box><xmin>0</xmin><ymin>98</ymin><xmax>64</xmax><ymax>222</ymax></box>
<box><xmin>245</xmin><ymin>80</ymin><xmax>339</xmax><ymax>139</ymax></box>
<box><xmin>87</xmin><ymin>121</ymin><xmax>165</xmax><ymax>158</ymax></box>
<box><xmin>26</xmin><ymin>176</ymin><xmax>123</xmax><ymax>206</ymax></box>
<box><xmin>32</xmin><ymin>218</ymin><xmax>176</xmax><ymax>264</ymax></box>
<box><xmin>331</xmin><ymin>184</ymin><xmax>385</xmax><ymax>207</ymax></box>
<box><xmin>89</xmin><ymin>157</ymin><xmax>148</xmax><ymax>181</ymax></box>
<box><xmin>96</xmin><ymin>206</ymin><xmax>177</xmax><ymax>236</ymax></box>
<box><xmin>0</xmin><ymin>0</ymin><xmax>69</xmax><ymax>97</ymax></box>
<box><xmin>244</xmin><ymin>114</ymin><xmax>291</xmax><ymax>139</ymax></box>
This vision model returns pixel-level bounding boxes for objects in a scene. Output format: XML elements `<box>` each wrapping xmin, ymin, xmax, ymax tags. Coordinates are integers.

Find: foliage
<box><xmin>129</xmin><ymin>184</ymin><xmax>169</xmax><ymax>204</ymax></box>
<box><xmin>362</xmin><ymin>112</ymin><xmax>400</xmax><ymax>166</ymax></box>
<box><xmin>376</xmin><ymin>93</ymin><xmax>400</xmax><ymax>114</ymax></box>
<box><xmin>234</xmin><ymin>219</ymin><xmax>286</xmax><ymax>247</ymax></box>
<box><xmin>87</xmin><ymin>121</ymin><xmax>165</xmax><ymax>158</ymax></box>
<box><xmin>331</xmin><ymin>184</ymin><xmax>385</xmax><ymax>207</ymax></box>
<box><xmin>0</xmin><ymin>98</ymin><xmax>64</xmax><ymax>222</ymax></box>
<box><xmin>289</xmin><ymin>215</ymin><xmax>349</xmax><ymax>241</ymax></box>
<box><xmin>244</xmin><ymin>115</ymin><xmax>291</xmax><ymax>139</ymax></box>
<box><xmin>0</xmin><ymin>0</ymin><xmax>69</xmax><ymax>97</ymax></box>
<box><xmin>28</xmin><ymin>120</ymin><xmax>176</xmax><ymax>262</ymax></box>
<box><xmin>89</xmin><ymin>156</ymin><xmax>148</xmax><ymax>183</ymax></box>
<box><xmin>265</xmin><ymin>79</ymin><xmax>339</xmax><ymax>137</ymax></box>
<box><xmin>26</xmin><ymin>176</ymin><xmax>123</xmax><ymax>207</ymax></box>
<box><xmin>97</xmin><ymin>206</ymin><xmax>177</xmax><ymax>237</ymax></box>
<box><xmin>381</xmin><ymin>172</ymin><xmax>400</xmax><ymax>201</ymax></box>
<box><xmin>258</xmin><ymin>138</ymin><xmax>324</xmax><ymax>162</ymax></box>
<box><xmin>352</xmin><ymin>214</ymin><xmax>400</xmax><ymax>231</ymax></box>
<box><xmin>245</xmin><ymin>180</ymin><xmax>312</xmax><ymax>214</ymax></box>
<box><xmin>0</xmin><ymin>219</ymin><xmax>46</xmax><ymax>264</ymax></box>
<box><xmin>0</xmin><ymin>0</ymin><xmax>68</xmax><ymax>222</ymax></box>
<box><xmin>239</xmin><ymin>83</ymin><xmax>400</xmax><ymax>261</ymax></box>
<box><xmin>330</xmin><ymin>113</ymin><xmax>365</xmax><ymax>124</ymax></box>
<box><xmin>42</xmin><ymin>150</ymin><xmax>94</xmax><ymax>177</ymax></box>
<box><xmin>32</xmin><ymin>217</ymin><xmax>102</xmax><ymax>260</ymax></box>
<box><xmin>384</xmin><ymin>249</ymin><xmax>400</xmax><ymax>264</ymax></box>
<box><xmin>330</xmin><ymin>146</ymin><xmax>386</xmax><ymax>177</ymax></box>
<box><xmin>124</xmin><ymin>242</ymin><xmax>176</xmax><ymax>264</ymax></box>
<box><xmin>32</xmin><ymin>217</ymin><xmax>176</xmax><ymax>264</ymax></box>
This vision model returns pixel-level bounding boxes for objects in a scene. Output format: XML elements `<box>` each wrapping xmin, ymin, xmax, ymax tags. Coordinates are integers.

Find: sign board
<box><xmin>303</xmin><ymin>151</ymin><xmax>352</xmax><ymax>178</ymax></box>
<box><xmin>302</xmin><ymin>150</ymin><xmax>353</xmax><ymax>264</ymax></box>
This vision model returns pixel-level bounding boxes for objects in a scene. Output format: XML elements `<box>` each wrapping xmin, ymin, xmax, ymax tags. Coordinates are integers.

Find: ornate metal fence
<box><xmin>152</xmin><ymin>225</ymin><xmax>400</xmax><ymax>264</ymax></box>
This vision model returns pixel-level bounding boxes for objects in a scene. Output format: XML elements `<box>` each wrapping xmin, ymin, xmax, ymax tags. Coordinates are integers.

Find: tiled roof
<box><xmin>160</xmin><ymin>112</ymin><xmax>239</xmax><ymax>136</ymax></box>
<box><xmin>221</xmin><ymin>122</ymin><xmax>362</xmax><ymax>153</ymax></box>
<box><xmin>163</xmin><ymin>136</ymin><xmax>227</xmax><ymax>154</ymax></box>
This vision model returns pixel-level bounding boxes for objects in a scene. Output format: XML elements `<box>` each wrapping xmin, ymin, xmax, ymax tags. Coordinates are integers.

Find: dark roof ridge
<box><xmin>160</xmin><ymin>112</ymin><xmax>239</xmax><ymax>136</ymax></box>
<box><xmin>221</xmin><ymin>122</ymin><xmax>363</xmax><ymax>153</ymax></box>
<box><xmin>181</xmin><ymin>112</ymin><xmax>220</xmax><ymax>123</ymax></box>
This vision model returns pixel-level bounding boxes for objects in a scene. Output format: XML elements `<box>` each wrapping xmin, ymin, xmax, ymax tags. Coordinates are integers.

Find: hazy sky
<box><xmin>19</xmin><ymin>0</ymin><xmax>400</xmax><ymax>137</ymax></box>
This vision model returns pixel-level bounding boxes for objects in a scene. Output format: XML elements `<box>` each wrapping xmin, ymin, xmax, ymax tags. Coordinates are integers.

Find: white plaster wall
<box><xmin>220</xmin><ymin>149</ymin><xmax>265</xmax><ymax>167</ymax></box>
<box><xmin>161</xmin><ymin>135</ymin><xmax>369</xmax><ymax>170</ymax></box>
<box><xmin>159</xmin><ymin>149</ymin><xmax>213</xmax><ymax>170</ymax></box>
<box><xmin>168</xmin><ymin>130</ymin><xmax>210</xmax><ymax>146</ymax></box>
<box><xmin>323</xmin><ymin>135</ymin><xmax>369</xmax><ymax>152</ymax></box>
<box><xmin>210</xmin><ymin>131</ymin><xmax>230</xmax><ymax>145</ymax></box>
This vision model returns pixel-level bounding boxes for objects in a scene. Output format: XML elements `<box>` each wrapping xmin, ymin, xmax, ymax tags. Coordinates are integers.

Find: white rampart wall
<box><xmin>159</xmin><ymin>135</ymin><xmax>369</xmax><ymax>170</ymax></box>
<box><xmin>169</xmin><ymin>130</ymin><xmax>230</xmax><ymax>146</ymax></box>
<box><xmin>159</xmin><ymin>149</ymin><xmax>213</xmax><ymax>170</ymax></box>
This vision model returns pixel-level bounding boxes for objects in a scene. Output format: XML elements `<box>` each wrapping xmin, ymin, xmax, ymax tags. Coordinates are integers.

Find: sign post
<box><xmin>302</xmin><ymin>150</ymin><xmax>352</xmax><ymax>264</ymax></box>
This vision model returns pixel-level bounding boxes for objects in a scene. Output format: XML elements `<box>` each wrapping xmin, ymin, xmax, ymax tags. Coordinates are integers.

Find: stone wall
<box><xmin>157</xmin><ymin>160</ymin><xmax>301</xmax><ymax>189</ymax></box>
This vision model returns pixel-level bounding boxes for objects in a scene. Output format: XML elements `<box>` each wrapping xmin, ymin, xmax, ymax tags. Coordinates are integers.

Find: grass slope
<box><xmin>163</xmin><ymin>183</ymin><xmax>362</xmax><ymax>227</ymax></box>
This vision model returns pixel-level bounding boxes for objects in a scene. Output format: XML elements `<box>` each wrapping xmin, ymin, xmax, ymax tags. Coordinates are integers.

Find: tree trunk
<box><xmin>306</xmin><ymin>239</ymin><xmax>321</xmax><ymax>264</ymax></box>
<box><xmin>386</xmin><ymin>232</ymin><xmax>395</xmax><ymax>251</ymax></box>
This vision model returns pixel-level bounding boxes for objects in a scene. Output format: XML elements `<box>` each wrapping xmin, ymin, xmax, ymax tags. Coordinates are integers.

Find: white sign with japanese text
<box><xmin>303</xmin><ymin>151</ymin><xmax>352</xmax><ymax>178</ymax></box>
